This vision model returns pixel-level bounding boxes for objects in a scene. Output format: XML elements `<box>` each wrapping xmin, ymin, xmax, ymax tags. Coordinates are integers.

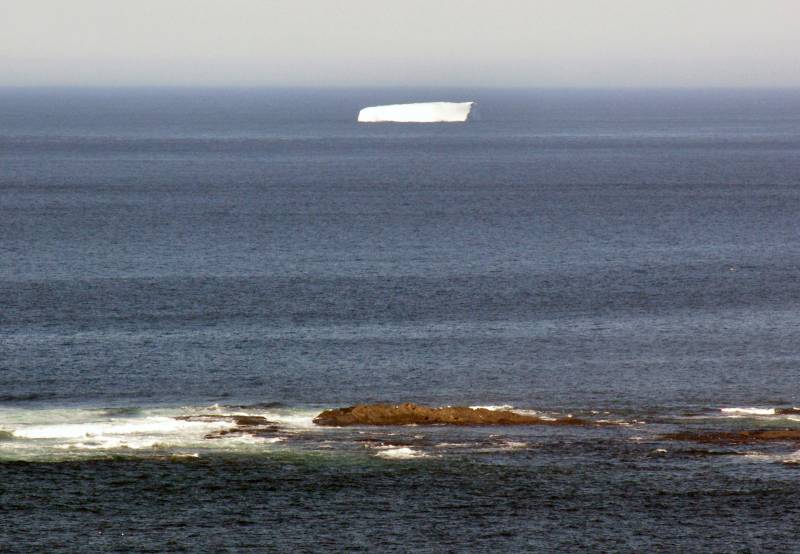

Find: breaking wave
<box><xmin>720</xmin><ymin>407</ymin><xmax>777</xmax><ymax>416</ymax></box>
<box><xmin>374</xmin><ymin>447</ymin><xmax>428</xmax><ymax>459</ymax></box>
<box><xmin>4</xmin><ymin>401</ymin><xmax>800</xmax><ymax>465</ymax></box>
<box><xmin>0</xmin><ymin>404</ymin><xmax>317</xmax><ymax>462</ymax></box>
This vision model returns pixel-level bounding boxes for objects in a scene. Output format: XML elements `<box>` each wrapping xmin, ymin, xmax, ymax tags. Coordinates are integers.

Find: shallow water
<box><xmin>2</xmin><ymin>87</ymin><xmax>800</xmax><ymax>551</ymax></box>
<box><xmin>5</xmin><ymin>402</ymin><xmax>800</xmax><ymax>550</ymax></box>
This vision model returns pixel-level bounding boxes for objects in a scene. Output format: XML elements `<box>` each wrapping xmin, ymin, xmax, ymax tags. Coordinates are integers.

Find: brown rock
<box><xmin>175</xmin><ymin>415</ymin><xmax>273</xmax><ymax>427</ymax></box>
<box><xmin>663</xmin><ymin>429</ymin><xmax>800</xmax><ymax>445</ymax></box>
<box><xmin>312</xmin><ymin>402</ymin><xmax>590</xmax><ymax>427</ymax></box>
<box><xmin>175</xmin><ymin>415</ymin><xmax>281</xmax><ymax>439</ymax></box>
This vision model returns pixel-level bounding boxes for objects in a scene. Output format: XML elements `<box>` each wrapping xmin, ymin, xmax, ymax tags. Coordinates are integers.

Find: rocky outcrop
<box><xmin>313</xmin><ymin>403</ymin><xmax>589</xmax><ymax>427</ymax></box>
<box><xmin>663</xmin><ymin>429</ymin><xmax>800</xmax><ymax>445</ymax></box>
<box><xmin>175</xmin><ymin>414</ymin><xmax>274</xmax><ymax>427</ymax></box>
<box><xmin>175</xmin><ymin>414</ymin><xmax>280</xmax><ymax>439</ymax></box>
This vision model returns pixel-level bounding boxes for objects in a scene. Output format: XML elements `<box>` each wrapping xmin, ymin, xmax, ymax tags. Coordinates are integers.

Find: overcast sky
<box><xmin>1</xmin><ymin>0</ymin><xmax>799</xmax><ymax>87</ymax></box>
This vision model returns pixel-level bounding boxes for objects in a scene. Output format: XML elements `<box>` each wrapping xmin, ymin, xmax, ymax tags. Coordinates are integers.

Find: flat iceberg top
<box><xmin>358</xmin><ymin>101</ymin><xmax>475</xmax><ymax>123</ymax></box>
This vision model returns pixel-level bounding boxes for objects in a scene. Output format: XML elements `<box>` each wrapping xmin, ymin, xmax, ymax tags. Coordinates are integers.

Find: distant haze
<box><xmin>2</xmin><ymin>0</ymin><xmax>799</xmax><ymax>87</ymax></box>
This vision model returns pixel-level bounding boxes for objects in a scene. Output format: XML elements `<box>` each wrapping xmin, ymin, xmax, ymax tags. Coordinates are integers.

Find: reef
<box><xmin>313</xmin><ymin>403</ymin><xmax>590</xmax><ymax>426</ymax></box>
<box><xmin>663</xmin><ymin>429</ymin><xmax>800</xmax><ymax>445</ymax></box>
<box><xmin>175</xmin><ymin>414</ymin><xmax>280</xmax><ymax>439</ymax></box>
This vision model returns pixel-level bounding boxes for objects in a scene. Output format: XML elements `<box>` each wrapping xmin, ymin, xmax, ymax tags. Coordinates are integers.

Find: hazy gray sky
<box><xmin>1</xmin><ymin>0</ymin><xmax>799</xmax><ymax>86</ymax></box>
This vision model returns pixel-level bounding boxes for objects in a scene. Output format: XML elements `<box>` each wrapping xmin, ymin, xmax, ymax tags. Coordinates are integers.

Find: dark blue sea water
<box><xmin>2</xmin><ymin>88</ymin><xmax>800</xmax><ymax>551</ymax></box>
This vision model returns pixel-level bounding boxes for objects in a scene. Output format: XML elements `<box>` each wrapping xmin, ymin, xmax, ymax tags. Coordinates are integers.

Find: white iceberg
<box><xmin>357</xmin><ymin>101</ymin><xmax>476</xmax><ymax>123</ymax></box>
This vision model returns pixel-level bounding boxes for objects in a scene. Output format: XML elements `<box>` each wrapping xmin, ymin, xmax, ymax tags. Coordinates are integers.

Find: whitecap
<box><xmin>741</xmin><ymin>452</ymin><xmax>773</xmax><ymax>462</ymax></box>
<box><xmin>720</xmin><ymin>407</ymin><xmax>776</xmax><ymax>416</ymax></box>
<box><xmin>215</xmin><ymin>434</ymin><xmax>286</xmax><ymax>446</ymax></box>
<box><xmin>374</xmin><ymin>447</ymin><xmax>427</xmax><ymax>459</ymax></box>
<box><xmin>0</xmin><ymin>404</ymin><xmax>302</xmax><ymax>461</ymax></box>
<box><xmin>500</xmin><ymin>441</ymin><xmax>528</xmax><ymax>449</ymax></box>
<box><xmin>251</xmin><ymin>410</ymin><xmax>318</xmax><ymax>430</ymax></box>
<box><xmin>12</xmin><ymin>416</ymin><xmax>233</xmax><ymax>440</ymax></box>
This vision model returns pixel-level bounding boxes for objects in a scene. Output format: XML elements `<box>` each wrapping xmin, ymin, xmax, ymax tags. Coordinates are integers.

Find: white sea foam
<box><xmin>260</xmin><ymin>411</ymin><xmax>317</xmax><ymax>430</ymax></box>
<box><xmin>56</xmin><ymin>437</ymin><xmax>166</xmax><ymax>450</ymax></box>
<box><xmin>720</xmin><ymin>407</ymin><xmax>776</xmax><ymax>416</ymax></box>
<box><xmin>780</xmin><ymin>450</ymin><xmax>800</xmax><ymax>465</ymax></box>
<box><xmin>0</xmin><ymin>405</ymin><xmax>302</xmax><ymax>461</ymax></box>
<box><xmin>12</xmin><ymin>416</ymin><xmax>232</xmax><ymax>440</ymax></box>
<box><xmin>468</xmin><ymin>405</ymin><xmax>516</xmax><ymax>411</ymax></box>
<box><xmin>499</xmin><ymin>441</ymin><xmax>528</xmax><ymax>449</ymax></box>
<box><xmin>513</xmin><ymin>409</ymin><xmax>542</xmax><ymax>416</ymax></box>
<box><xmin>741</xmin><ymin>452</ymin><xmax>773</xmax><ymax>462</ymax></box>
<box><xmin>6</xmin><ymin>415</ymin><xmax>238</xmax><ymax>456</ymax></box>
<box><xmin>187</xmin><ymin>404</ymin><xmax>320</xmax><ymax>430</ymax></box>
<box><xmin>374</xmin><ymin>447</ymin><xmax>427</xmax><ymax>459</ymax></box>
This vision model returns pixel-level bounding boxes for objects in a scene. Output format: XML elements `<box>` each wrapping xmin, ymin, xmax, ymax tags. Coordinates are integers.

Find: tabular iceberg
<box><xmin>357</xmin><ymin>101</ymin><xmax>476</xmax><ymax>123</ymax></box>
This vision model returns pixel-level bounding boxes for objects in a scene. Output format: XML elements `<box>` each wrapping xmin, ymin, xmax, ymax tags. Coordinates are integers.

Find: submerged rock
<box><xmin>175</xmin><ymin>415</ymin><xmax>274</xmax><ymax>427</ymax></box>
<box><xmin>681</xmin><ymin>448</ymin><xmax>744</xmax><ymax>457</ymax></box>
<box><xmin>663</xmin><ymin>429</ymin><xmax>800</xmax><ymax>444</ymax></box>
<box><xmin>174</xmin><ymin>414</ymin><xmax>280</xmax><ymax>439</ymax></box>
<box><xmin>313</xmin><ymin>403</ymin><xmax>589</xmax><ymax>427</ymax></box>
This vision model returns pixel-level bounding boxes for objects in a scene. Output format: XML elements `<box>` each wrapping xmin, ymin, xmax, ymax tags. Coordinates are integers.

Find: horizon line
<box><xmin>3</xmin><ymin>84</ymin><xmax>800</xmax><ymax>91</ymax></box>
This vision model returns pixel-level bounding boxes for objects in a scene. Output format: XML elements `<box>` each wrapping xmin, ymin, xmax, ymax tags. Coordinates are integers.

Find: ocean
<box><xmin>2</xmin><ymin>87</ymin><xmax>800</xmax><ymax>551</ymax></box>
